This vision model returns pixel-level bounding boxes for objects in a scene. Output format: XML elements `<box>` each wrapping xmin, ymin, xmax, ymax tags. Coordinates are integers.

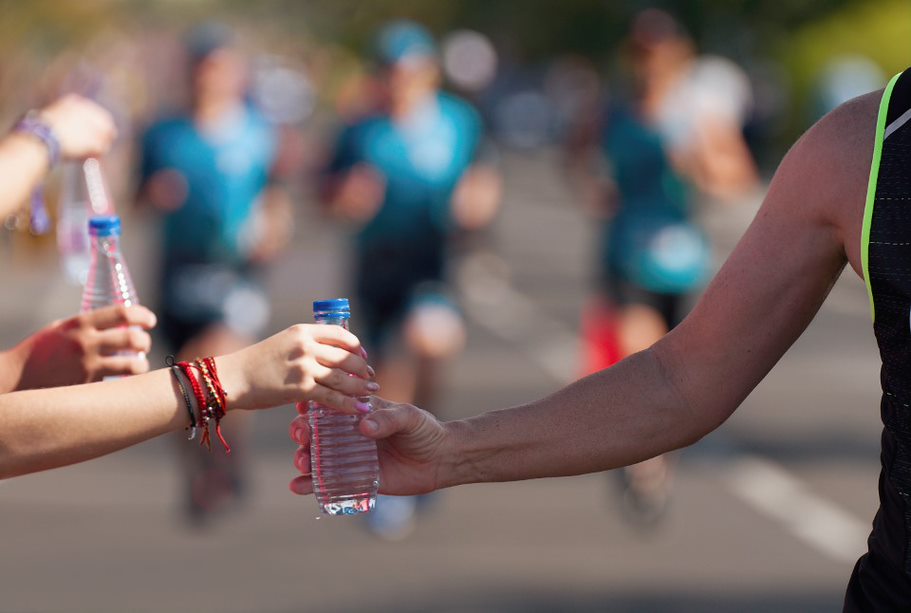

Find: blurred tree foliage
<box><xmin>0</xmin><ymin>0</ymin><xmax>906</xmax><ymax>142</ymax></box>
<box><xmin>0</xmin><ymin>0</ymin><xmax>900</xmax><ymax>63</ymax></box>
<box><xmin>780</xmin><ymin>0</ymin><xmax>910</xmax><ymax>120</ymax></box>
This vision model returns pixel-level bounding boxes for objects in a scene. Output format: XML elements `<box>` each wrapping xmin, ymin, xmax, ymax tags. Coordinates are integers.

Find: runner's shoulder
<box><xmin>811</xmin><ymin>89</ymin><xmax>880</xmax><ymax>160</ymax></box>
<box><xmin>777</xmin><ymin>89</ymin><xmax>880</xmax><ymax>228</ymax></box>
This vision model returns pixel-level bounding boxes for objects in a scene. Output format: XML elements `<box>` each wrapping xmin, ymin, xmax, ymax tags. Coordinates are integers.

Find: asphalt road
<box><xmin>0</xmin><ymin>149</ymin><xmax>882</xmax><ymax>612</ymax></box>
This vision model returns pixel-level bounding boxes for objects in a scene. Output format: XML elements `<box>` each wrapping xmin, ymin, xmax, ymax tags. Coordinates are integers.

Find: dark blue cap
<box><xmin>89</xmin><ymin>216</ymin><xmax>121</xmax><ymax>237</ymax></box>
<box><xmin>313</xmin><ymin>298</ymin><xmax>350</xmax><ymax>315</ymax></box>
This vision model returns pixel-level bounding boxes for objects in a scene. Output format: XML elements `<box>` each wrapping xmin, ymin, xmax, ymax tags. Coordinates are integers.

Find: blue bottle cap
<box><xmin>88</xmin><ymin>216</ymin><xmax>121</xmax><ymax>237</ymax></box>
<box><xmin>313</xmin><ymin>298</ymin><xmax>350</xmax><ymax>315</ymax></box>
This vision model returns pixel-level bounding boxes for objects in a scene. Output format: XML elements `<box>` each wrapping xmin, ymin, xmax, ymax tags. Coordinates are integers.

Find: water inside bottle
<box><xmin>81</xmin><ymin>234</ymin><xmax>145</xmax><ymax>369</ymax></box>
<box><xmin>58</xmin><ymin>162</ymin><xmax>93</xmax><ymax>286</ymax></box>
<box><xmin>58</xmin><ymin>204</ymin><xmax>91</xmax><ymax>285</ymax></box>
<box><xmin>309</xmin><ymin>403</ymin><xmax>379</xmax><ymax>516</ymax></box>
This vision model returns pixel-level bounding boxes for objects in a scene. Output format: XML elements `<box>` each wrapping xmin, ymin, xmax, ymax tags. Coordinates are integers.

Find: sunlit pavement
<box><xmin>0</xmin><ymin>149</ymin><xmax>880</xmax><ymax>612</ymax></box>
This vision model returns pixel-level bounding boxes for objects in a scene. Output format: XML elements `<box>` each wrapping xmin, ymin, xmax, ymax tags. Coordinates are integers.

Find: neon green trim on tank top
<box><xmin>862</xmin><ymin>73</ymin><xmax>901</xmax><ymax>324</ymax></box>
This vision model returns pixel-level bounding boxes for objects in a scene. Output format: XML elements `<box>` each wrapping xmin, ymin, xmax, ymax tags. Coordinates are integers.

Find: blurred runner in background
<box><xmin>569</xmin><ymin>9</ymin><xmax>758</xmax><ymax>526</ymax></box>
<box><xmin>137</xmin><ymin>23</ymin><xmax>292</xmax><ymax>526</ymax></box>
<box><xmin>321</xmin><ymin>20</ymin><xmax>500</xmax><ymax>540</ymax></box>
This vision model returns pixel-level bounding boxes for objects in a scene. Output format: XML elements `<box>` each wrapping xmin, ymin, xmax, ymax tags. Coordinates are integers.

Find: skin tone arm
<box><xmin>0</xmin><ymin>324</ymin><xmax>378</xmax><ymax>480</ymax></box>
<box><xmin>450</xmin><ymin>163</ymin><xmax>503</xmax><ymax>231</ymax></box>
<box><xmin>320</xmin><ymin>163</ymin><xmax>386</xmax><ymax>223</ymax></box>
<box><xmin>0</xmin><ymin>94</ymin><xmax>116</xmax><ymax>220</ymax></box>
<box><xmin>672</xmin><ymin>116</ymin><xmax>760</xmax><ymax>202</ymax></box>
<box><xmin>289</xmin><ymin>90</ymin><xmax>877</xmax><ymax>495</ymax></box>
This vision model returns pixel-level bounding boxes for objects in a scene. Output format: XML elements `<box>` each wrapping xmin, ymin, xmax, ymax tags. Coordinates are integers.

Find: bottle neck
<box><xmin>91</xmin><ymin>234</ymin><xmax>121</xmax><ymax>249</ymax></box>
<box><xmin>314</xmin><ymin>312</ymin><xmax>350</xmax><ymax>329</ymax></box>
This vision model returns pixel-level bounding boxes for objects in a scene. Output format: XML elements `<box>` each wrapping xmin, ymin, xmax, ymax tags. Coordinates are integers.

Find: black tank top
<box><xmin>845</xmin><ymin>67</ymin><xmax>911</xmax><ymax>611</ymax></box>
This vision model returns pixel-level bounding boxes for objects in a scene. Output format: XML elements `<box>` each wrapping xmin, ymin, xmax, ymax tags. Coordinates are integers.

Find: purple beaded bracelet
<box><xmin>12</xmin><ymin>111</ymin><xmax>61</xmax><ymax>234</ymax></box>
<box><xmin>14</xmin><ymin>111</ymin><xmax>61</xmax><ymax>167</ymax></box>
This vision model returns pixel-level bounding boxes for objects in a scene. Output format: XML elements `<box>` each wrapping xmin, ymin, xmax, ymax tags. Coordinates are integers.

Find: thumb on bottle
<box><xmin>361</xmin><ymin>414</ymin><xmax>382</xmax><ymax>436</ymax></box>
<box><xmin>359</xmin><ymin>401</ymin><xmax>420</xmax><ymax>439</ymax></box>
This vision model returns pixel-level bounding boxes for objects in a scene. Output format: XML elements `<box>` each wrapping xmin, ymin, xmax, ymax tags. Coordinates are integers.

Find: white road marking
<box><xmin>458</xmin><ymin>255</ymin><xmax>578</xmax><ymax>382</ymax></box>
<box><xmin>723</xmin><ymin>456</ymin><xmax>868</xmax><ymax>563</ymax></box>
<box><xmin>458</xmin><ymin>254</ymin><xmax>871</xmax><ymax>564</ymax></box>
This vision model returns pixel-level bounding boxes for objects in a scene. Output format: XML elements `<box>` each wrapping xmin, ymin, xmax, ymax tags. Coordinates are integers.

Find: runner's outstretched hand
<box><xmin>289</xmin><ymin>396</ymin><xmax>449</xmax><ymax>496</ymax></box>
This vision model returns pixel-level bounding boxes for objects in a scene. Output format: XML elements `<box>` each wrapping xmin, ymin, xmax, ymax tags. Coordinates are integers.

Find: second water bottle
<box><xmin>80</xmin><ymin>216</ymin><xmax>144</xmax><ymax>364</ymax></box>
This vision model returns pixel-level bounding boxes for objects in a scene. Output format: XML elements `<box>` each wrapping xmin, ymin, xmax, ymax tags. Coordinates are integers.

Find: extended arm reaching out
<box><xmin>1</xmin><ymin>324</ymin><xmax>377</xmax><ymax>480</ymax></box>
<box><xmin>290</xmin><ymin>91</ymin><xmax>877</xmax><ymax>497</ymax></box>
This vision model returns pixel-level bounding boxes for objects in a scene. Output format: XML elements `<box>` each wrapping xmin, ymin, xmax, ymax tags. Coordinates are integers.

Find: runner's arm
<box><xmin>435</xmin><ymin>94</ymin><xmax>875</xmax><ymax>486</ymax></box>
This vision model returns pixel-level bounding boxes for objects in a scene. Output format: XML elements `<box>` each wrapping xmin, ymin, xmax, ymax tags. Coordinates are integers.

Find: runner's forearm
<box><xmin>440</xmin><ymin>347</ymin><xmax>704</xmax><ymax>487</ymax></box>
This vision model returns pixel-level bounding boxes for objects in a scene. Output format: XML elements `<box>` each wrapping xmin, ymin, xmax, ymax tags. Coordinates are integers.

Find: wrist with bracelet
<box><xmin>11</xmin><ymin>110</ymin><xmax>61</xmax><ymax>235</ymax></box>
<box><xmin>168</xmin><ymin>356</ymin><xmax>231</xmax><ymax>454</ymax></box>
<box><xmin>166</xmin><ymin>355</ymin><xmax>199</xmax><ymax>441</ymax></box>
<box><xmin>14</xmin><ymin>111</ymin><xmax>61</xmax><ymax>167</ymax></box>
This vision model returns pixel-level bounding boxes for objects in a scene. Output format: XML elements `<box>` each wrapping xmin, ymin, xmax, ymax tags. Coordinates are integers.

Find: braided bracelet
<box><xmin>175</xmin><ymin>358</ymin><xmax>231</xmax><ymax>454</ymax></box>
<box><xmin>195</xmin><ymin>358</ymin><xmax>231</xmax><ymax>454</ymax></box>
<box><xmin>177</xmin><ymin>360</ymin><xmax>214</xmax><ymax>451</ymax></box>
<box><xmin>166</xmin><ymin>356</ymin><xmax>198</xmax><ymax>440</ymax></box>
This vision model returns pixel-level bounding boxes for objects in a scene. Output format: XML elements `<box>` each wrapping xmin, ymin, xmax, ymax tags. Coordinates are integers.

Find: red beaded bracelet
<box><xmin>195</xmin><ymin>358</ymin><xmax>230</xmax><ymax>454</ymax></box>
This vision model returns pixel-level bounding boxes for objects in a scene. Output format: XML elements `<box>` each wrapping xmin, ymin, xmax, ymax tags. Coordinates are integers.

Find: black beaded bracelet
<box><xmin>166</xmin><ymin>355</ymin><xmax>198</xmax><ymax>440</ymax></box>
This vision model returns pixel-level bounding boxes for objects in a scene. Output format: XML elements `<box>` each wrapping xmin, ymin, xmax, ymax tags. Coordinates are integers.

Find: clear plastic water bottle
<box><xmin>309</xmin><ymin>298</ymin><xmax>379</xmax><ymax>516</ymax></box>
<box><xmin>58</xmin><ymin>159</ymin><xmax>116</xmax><ymax>286</ymax></box>
<box><xmin>80</xmin><ymin>216</ymin><xmax>144</xmax><ymax>362</ymax></box>
<box><xmin>57</xmin><ymin>162</ymin><xmax>92</xmax><ymax>285</ymax></box>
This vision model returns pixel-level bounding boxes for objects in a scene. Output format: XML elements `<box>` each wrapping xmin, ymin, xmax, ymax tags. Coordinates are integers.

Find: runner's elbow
<box><xmin>647</xmin><ymin>344</ymin><xmax>731</xmax><ymax>448</ymax></box>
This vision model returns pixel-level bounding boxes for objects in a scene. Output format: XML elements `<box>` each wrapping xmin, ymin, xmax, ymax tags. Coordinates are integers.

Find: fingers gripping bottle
<box><xmin>80</xmin><ymin>216</ymin><xmax>144</xmax><ymax>363</ymax></box>
<box><xmin>309</xmin><ymin>298</ymin><xmax>379</xmax><ymax>515</ymax></box>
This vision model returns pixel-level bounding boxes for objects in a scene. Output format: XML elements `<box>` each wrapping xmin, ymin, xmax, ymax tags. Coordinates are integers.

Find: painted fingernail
<box><xmin>363</xmin><ymin>418</ymin><xmax>379</xmax><ymax>433</ymax></box>
<box><xmin>367</xmin><ymin>365</ymin><xmax>376</xmax><ymax>378</ymax></box>
<box><xmin>360</xmin><ymin>347</ymin><xmax>369</xmax><ymax>360</ymax></box>
<box><xmin>366</xmin><ymin>382</ymin><xmax>380</xmax><ymax>392</ymax></box>
<box><xmin>292</xmin><ymin>428</ymin><xmax>305</xmax><ymax>443</ymax></box>
<box><xmin>356</xmin><ymin>401</ymin><xmax>372</xmax><ymax>413</ymax></box>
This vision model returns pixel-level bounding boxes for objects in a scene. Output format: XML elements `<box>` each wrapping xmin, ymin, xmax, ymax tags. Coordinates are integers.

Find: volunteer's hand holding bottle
<box><xmin>223</xmin><ymin>322</ymin><xmax>379</xmax><ymax>413</ymax></box>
